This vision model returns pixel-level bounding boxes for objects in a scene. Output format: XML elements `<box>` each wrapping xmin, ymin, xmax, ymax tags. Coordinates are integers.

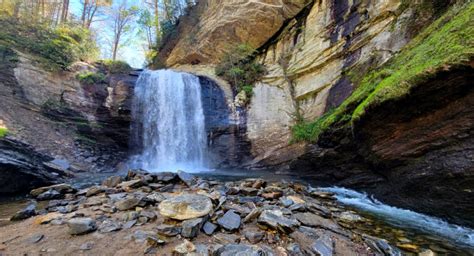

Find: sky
<box><xmin>70</xmin><ymin>0</ymin><xmax>146</xmax><ymax>68</ymax></box>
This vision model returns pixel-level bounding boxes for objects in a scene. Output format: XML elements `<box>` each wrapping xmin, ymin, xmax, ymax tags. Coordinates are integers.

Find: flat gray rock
<box><xmin>67</xmin><ymin>218</ymin><xmax>97</xmax><ymax>235</ymax></box>
<box><xmin>115</xmin><ymin>197</ymin><xmax>140</xmax><ymax>211</ymax></box>
<box><xmin>181</xmin><ymin>218</ymin><xmax>203</xmax><ymax>238</ymax></box>
<box><xmin>258</xmin><ymin>209</ymin><xmax>299</xmax><ymax>233</ymax></box>
<box><xmin>214</xmin><ymin>244</ymin><xmax>273</xmax><ymax>256</ymax></box>
<box><xmin>202</xmin><ymin>221</ymin><xmax>217</xmax><ymax>235</ymax></box>
<box><xmin>217</xmin><ymin>210</ymin><xmax>241</xmax><ymax>231</ymax></box>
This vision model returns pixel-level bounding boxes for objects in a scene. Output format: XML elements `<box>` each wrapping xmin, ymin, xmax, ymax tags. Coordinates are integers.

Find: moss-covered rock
<box><xmin>293</xmin><ymin>2</ymin><xmax>474</xmax><ymax>142</ymax></box>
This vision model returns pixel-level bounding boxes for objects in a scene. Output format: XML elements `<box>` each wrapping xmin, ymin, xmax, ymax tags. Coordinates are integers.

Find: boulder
<box><xmin>67</xmin><ymin>218</ymin><xmax>97</xmax><ymax>235</ymax></box>
<box><xmin>258</xmin><ymin>209</ymin><xmax>299</xmax><ymax>233</ymax></box>
<box><xmin>217</xmin><ymin>210</ymin><xmax>241</xmax><ymax>231</ymax></box>
<box><xmin>98</xmin><ymin>220</ymin><xmax>122</xmax><ymax>233</ymax></box>
<box><xmin>294</xmin><ymin>212</ymin><xmax>341</xmax><ymax>232</ymax></box>
<box><xmin>214</xmin><ymin>244</ymin><xmax>272</xmax><ymax>256</ymax></box>
<box><xmin>37</xmin><ymin>189</ymin><xmax>62</xmax><ymax>201</ymax></box>
<box><xmin>311</xmin><ymin>234</ymin><xmax>334</xmax><ymax>256</ymax></box>
<box><xmin>158</xmin><ymin>194</ymin><xmax>213</xmax><ymax>220</ymax></box>
<box><xmin>181</xmin><ymin>218</ymin><xmax>204</xmax><ymax>238</ymax></box>
<box><xmin>244</xmin><ymin>228</ymin><xmax>265</xmax><ymax>244</ymax></box>
<box><xmin>174</xmin><ymin>239</ymin><xmax>196</xmax><ymax>255</ymax></box>
<box><xmin>114</xmin><ymin>197</ymin><xmax>140</xmax><ymax>211</ymax></box>
<box><xmin>202</xmin><ymin>221</ymin><xmax>217</xmax><ymax>235</ymax></box>
<box><xmin>85</xmin><ymin>186</ymin><xmax>105</xmax><ymax>197</ymax></box>
<box><xmin>157</xmin><ymin>224</ymin><xmax>181</xmax><ymax>237</ymax></box>
<box><xmin>102</xmin><ymin>176</ymin><xmax>122</xmax><ymax>188</ymax></box>
<box><xmin>118</xmin><ymin>179</ymin><xmax>144</xmax><ymax>190</ymax></box>
<box><xmin>177</xmin><ymin>171</ymin><xmax>198</xmax><ymax>187</ymax></box>
<box><xmin>25</xmin><ymin>234</ymin><xmax>44</xmax><ymax>244</ymax></box>
<box><xmin>30</xmin><ymin>184</ymin><xmax>74</xmax><ymax>197</ymax></box>
<box><xmin>10</xmin><ymin>202</ymin><xmax>36</xmax><ymax>221</ymax></box>
<box><xmin>154</xmin><ymin>172</ymin><xmax>177</xmax><ymax>183</ymax></box>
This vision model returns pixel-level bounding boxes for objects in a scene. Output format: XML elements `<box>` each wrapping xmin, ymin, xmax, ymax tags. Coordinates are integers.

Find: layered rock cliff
<box><xmin>0</xmin><ymin>48</ymin><xmax>136</xmax><ymax>193</ymax></box>
<box><xmin>156</xmin><ymin>0</ymin><xmax>473</xmax><ymax>227</ymax></box>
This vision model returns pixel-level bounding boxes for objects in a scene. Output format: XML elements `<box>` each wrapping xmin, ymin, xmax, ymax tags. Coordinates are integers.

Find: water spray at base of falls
<box><xmin>130</xmin><ymin>69</ymin><xmax>208</xmax><ymax>173</ymax></box>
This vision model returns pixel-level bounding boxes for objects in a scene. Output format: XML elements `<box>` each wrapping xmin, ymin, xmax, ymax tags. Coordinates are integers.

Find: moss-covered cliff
<box><xmin>293</xmin><ymin>2</ymin><xmax>474</xmax><ymax>142</ymax></box>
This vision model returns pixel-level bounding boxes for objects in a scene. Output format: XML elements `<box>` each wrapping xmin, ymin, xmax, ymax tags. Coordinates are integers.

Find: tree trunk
<box><xmin>61</xmin><ymin>0</ymin><xmax>70</xmax><ymax>23</ymax></box>
<box><xmin>153</xmin><ymin>0</ymin><xmax>160</xmax><ymax>43</ymax></box>
<box><xmin>112</xmin><ymin>40</ymin><xmax>119</xmax><ymax>60</ymax></box>
<box><xmin>81</xmin><ymin>0</ymin><xmax>89</xmax><ymax>26</ymax></box>
<box><xmin>13</xmin><ymin>0</ymin><xmax>21</xmax><ymax>20</ymax></box>
<box><xmin>87</xmin><ymin>4</ymin><xmax>98</xmax><ymax>28</ymax></box>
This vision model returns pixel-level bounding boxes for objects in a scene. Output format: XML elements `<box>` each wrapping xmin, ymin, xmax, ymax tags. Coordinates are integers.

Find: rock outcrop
<box><xmin>156</xmin><ymin>0</ymin><xmax>472</xmax><ymax>227</ymax></box>
<box><xmin>292</xmin><ymin>63</ymin><xmax>474</xmax><ymax>227</ymax></box>
<box><xmin>156</xmin><ymin>0</ymin><xmax>311</xmax><ymax>66</ymax></box>
<box><xmin>158</xmin><ymin>0</ymin><xmax>455</xmax><ymax>167</ymax></box>
<box><xmin>0</xmin><ymin>49</ymin><xmax>136</xmax><ymax>177</ymax></box>
<box><xmin>0</xmin><ymin>138</ymin><xmax>66</xmax><ymax>194</ymax></box>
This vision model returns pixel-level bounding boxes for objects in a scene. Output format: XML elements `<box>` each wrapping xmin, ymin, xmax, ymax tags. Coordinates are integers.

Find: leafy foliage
<box><xmin>292</xmin><ymin>2</ymin><xmax>474</xmax><ymax>142</ymax></box>
<box><xmin>0</xmin><ymin>17</ymin><xmax>99</xmax><ymax>70</ymax></box>
<box><xmin>76</xmin><ymin>72</ymin><xmax>106</xmax><ymax>84</ymax></box>
<box><xmin>216</xmin><ymin>44</ymin><xmax>265</xmax><ymax>96</ymax></box>
<box><xmin>98</xmin><ymin>60</ymin><xmax>132</xmax><ymax>74</ymax></box>
<box><xmin>0</xmin><ymin>127</ymin><xmax>8</xmax><ymax>138</ymax></box>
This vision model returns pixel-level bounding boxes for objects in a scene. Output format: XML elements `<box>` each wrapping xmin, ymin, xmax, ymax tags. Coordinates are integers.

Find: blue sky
<box><xmin>70</xmin><ymin>0</ymin><xmax>146</xmax><ymax>68</ymax></box>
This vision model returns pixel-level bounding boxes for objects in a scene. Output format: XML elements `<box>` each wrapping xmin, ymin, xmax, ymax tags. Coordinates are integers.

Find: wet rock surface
<box><xmin>0</xmin><ymin>170</ymin><xmax>471</xmax><ymax>255</ymax></box>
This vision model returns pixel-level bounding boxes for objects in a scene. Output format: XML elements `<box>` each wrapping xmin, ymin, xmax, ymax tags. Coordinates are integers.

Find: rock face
<box><xmin>155</xmin><ymin>0</ymin><xmax>473</xmax><ymax>228</ymax></box>
<box><xmin>0</xmin><ymin>138</ymin><xmax>65</xmax><ymax>194</ymax></box>
<box><xmin>0</xmin><ymin>49</ymin><xmax>136</xmax><ymax>179</ymax></box>
<box><xmin>158</xmin><ymin>0</ymin><xmax>452</xmax><ymax>167</ymax></box>
<box><xmin>292</xmin><ymin>64</ymin><xmax>474</xmax><ymax>227</ymax></box>
<box><xmin>156</xmin><ymin>0</ymin><xmax>310</xmax><ymax>66</ymax></box>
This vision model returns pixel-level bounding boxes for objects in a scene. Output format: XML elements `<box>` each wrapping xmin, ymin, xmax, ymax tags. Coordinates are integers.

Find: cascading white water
<box><xmin>318</xmin><ymin>187</ymin><xmax>474</xmax><ymax>248</ymax></box>
<box><xmin>130</xmin><ymin>69</ymin><xmax>207</xmax><ymax>172</ymax></box>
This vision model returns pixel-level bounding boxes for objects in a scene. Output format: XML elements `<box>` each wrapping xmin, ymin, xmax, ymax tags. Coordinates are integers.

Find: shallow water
<box><xmin>318</xmin><ymin>187</ymin><xmax>474</xmax><ymax>255</ymax></box>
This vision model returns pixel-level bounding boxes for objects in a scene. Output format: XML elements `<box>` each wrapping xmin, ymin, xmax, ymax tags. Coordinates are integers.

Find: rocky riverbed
<box><xmin>0</xmin><ymin>170</ymin><xmax>469</xmax><ymax>255</ymax></box>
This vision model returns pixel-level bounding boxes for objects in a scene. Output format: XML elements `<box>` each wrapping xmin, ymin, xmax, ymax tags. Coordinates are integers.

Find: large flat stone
<box><xmin>158</xmin><ymin>194</ymin><xmax>213</xmax><ymax>220</ymax></box>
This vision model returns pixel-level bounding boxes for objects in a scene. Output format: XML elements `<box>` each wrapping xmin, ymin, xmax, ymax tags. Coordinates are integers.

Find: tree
<box><xmin>80</xmin><ymin>0</ymin><xmax>112</xmax><ymax>28</ymax></box>
<box><xmin>137</xmin><ymin>8</ymin><xmax>155</xmax><ymax>50</ymax></box>
<box><xmin>60</xmin><ymin>0</ymin><xmax>69</xmax><ymax>23</ymax></box>
<box><xmin>109</xmin><ymin>1</ymin><xmax>138</xmax><ymax>60</ymax></box>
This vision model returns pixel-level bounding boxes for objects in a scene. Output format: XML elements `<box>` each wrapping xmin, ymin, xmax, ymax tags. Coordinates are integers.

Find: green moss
<box><xmin>0</xmin><ymin>127</ymin><xmax>8</xmax><ymax>138</ymax></box>
<box><xmin>292</xmin><ymin>2</ymin><xmax>474</xmax><ymax>142</ymax></box>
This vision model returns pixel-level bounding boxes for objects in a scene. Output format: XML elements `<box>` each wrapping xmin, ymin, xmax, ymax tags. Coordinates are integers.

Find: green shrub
<box><xmin>242</xmin><ymin>85</ymin><xmax>253</xmax><ymax>96</ymax></box>
<box><xmin>0</xmin><ymin>127</ymin><xmax>8</xmax><ymax>138</ymax></box>
<box><xmin>99</xmin><ymin>60</ymin><xmax>132</xmax><ymax>74</ymax></box>
<box><xmin>76</xmin><ymin>72</ymin><xmax>106</xmax><ymax>84</ymax></box>
<box><xmin>216</xmin><ymin>43</ymin><xmax>265</xmax><ymax>95</ymax></box>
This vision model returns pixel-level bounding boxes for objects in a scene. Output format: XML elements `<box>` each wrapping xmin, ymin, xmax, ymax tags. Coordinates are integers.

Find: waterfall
<box><xmin>130</xmin><ymin>69</ymin><xmax>207</xmax><ymax>172</ymax></box>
